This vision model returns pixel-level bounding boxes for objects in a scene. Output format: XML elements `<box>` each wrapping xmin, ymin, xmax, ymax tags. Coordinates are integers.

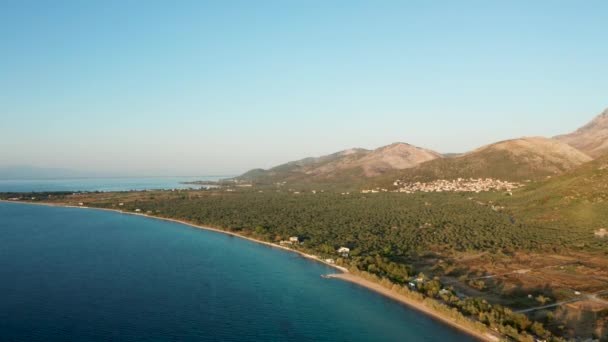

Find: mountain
<box><xmin>383</xmin><ymin>137</ymin><xmax>592</xmax><ymax>183</ymax></box>
<box><xmin>237</xmin><ymin>143</ymin><xmax>442</xmax><ymax>184</ymax></box>
<box><xmin>238</xmin><ymin>109</ymin><xmax>607</xmax><ymax>188</ymax></box>
<box><xmin>343</xmin><ymin>143</ymin><xmax>443</xmax><ymax>177</ymax></box>
<box><xmin>555</xmin><ymin>108</ymin><xmax>608</xmax><ymax>158</ymax></box>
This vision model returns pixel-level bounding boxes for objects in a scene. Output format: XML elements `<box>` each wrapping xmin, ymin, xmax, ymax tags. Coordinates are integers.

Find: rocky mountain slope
<box><xmin>555</xmin><ymin>109</ymin><xmax>608</xmax><ymax>158</ymax></box>
<box><xmin>383</xmin><ymin>137</ymin><xmax>592</xmax><ymax>183</ymax></box>
<box><xmin>237</xmin><ymin>143</ymin><xmax>442</xmax><ymax>184</ymax></box>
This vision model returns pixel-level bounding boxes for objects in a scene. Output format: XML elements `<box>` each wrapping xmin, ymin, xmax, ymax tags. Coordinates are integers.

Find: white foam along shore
<box><xmin>1</xmin><ymin>200</ymin><xmax>497</xmax><ymax>341</ymax></box>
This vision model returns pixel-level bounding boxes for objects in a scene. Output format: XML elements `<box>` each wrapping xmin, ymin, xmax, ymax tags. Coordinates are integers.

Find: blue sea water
<box><xmin>0</xmin><ymin>176</ymin><xmax>226</xmax><ymax>193</ymax></box>
<box><xmin>0</xmin><ymin>202</ymin><xmax>475</xmax><ymax>341</ymax></box>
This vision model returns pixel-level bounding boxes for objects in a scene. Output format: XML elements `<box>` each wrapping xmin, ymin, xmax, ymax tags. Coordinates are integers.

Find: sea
<box><xmin>0</xmin><ymin>176</ymin><xmax>226</xmax><ymax>193</ymax></box>
<box><xmin>0</xmin><ymin>202</ymin><xmax>476</xmax><ymax>341</ymax></box>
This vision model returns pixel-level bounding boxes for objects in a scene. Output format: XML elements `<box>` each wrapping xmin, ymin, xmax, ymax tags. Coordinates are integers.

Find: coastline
<box><xmin>1</xmin><ymin>200</ymin><xmax>497</xmax><ymax>341</ymax></box>
<box><xmin>326</xmin><ymin>273</ymin><xmax>498</xmax><ymax>342</ymax></box>
<box><xmin>0</xmin><ymin>200</ymin><xmax>348</xmax><ymax>274</ymax></box>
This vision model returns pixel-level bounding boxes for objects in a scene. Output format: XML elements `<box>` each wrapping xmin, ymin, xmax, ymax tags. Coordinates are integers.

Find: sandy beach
<box><xmin>1</xmin><ymin>200</ymin><xmax>497</xmax><ymax>341</ymax></box>
<box><xmin>326</xmin><ymin>273</ymin><xmax>499</xmax><ymax>342</ymax></box>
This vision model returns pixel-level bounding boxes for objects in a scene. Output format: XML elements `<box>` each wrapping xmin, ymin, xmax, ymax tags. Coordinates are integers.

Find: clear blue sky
<box><xmin>1</xmin><ymin>1</ymin><xmax>607</xmax><ymax>176</ymax></box>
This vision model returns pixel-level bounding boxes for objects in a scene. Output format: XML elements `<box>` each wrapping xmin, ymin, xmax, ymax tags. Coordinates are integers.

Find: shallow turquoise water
<box><xmin>0</xmin><ymin>202</ymin><xmax>475</xmax><ymax>341</ymax></box>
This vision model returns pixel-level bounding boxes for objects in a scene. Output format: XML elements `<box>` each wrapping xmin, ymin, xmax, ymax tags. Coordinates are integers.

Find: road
<box><xmin>516</xmin><ymin>289</ymin><xmax>608</xmax><ymax>314</ymax></box>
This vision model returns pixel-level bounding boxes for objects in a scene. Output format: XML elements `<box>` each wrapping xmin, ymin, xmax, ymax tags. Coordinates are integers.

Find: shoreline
<box><xmin>326</xmin><ymin>273</ymin><xmax>498</xmax><ymax>342</ymax></box>
<box><xmin>1</xmin><ymin>199</ymin><xmax>496</xmax><ymax>341</ymax></box>
<box><xmin>0</xmin><ymin>200</ymin><xmax>348</xmax><ymax>275</ymax></box>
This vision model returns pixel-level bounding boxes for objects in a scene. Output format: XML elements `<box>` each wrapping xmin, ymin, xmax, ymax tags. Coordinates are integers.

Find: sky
<box><xmin>1</xmin><ymin>0</ymin><xmax>607</xmax><ymax>176</ymax></box>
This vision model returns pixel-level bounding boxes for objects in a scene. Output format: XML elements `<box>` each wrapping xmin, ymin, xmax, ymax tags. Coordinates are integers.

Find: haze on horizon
<box><xmin>1</xmin><ymin>1</ymin><xmax>607</xmax><ymax>177</ymax></box>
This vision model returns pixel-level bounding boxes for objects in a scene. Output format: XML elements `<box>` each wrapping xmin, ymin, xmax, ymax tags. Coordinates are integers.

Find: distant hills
<box><xmin>238</xmin><ymin>143</ymin><xmax>442</xmax><ymax>184</ymax></box>
<box><xmin>555</xmin><ymin>108</ymin><xmax>608</xmax><ymax>158</ymax></box>
<box><xmin>236</xmin><ymin>108</ymin><xmax>608</xmax><ymax>187</ymax></box>
<box><xmin>388</xmin><ymin>137</ymin><xmax>592</xmax><ymax>183</ymax></box>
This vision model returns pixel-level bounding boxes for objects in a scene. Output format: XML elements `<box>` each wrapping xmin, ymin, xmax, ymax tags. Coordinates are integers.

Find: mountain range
<box><xmin>238</xmin><ymin>143</ymin><xmax>442</xmax><ymax>184</ymax></box>
<box><xmin>237</xmin><ymin>108</ymin><xmax>608</xmax><ymax>186</ymax></box>
<box><xmin>385</xmin><ymin>136</ymin><xmax>591</xmax><ymax>183</ymax></box>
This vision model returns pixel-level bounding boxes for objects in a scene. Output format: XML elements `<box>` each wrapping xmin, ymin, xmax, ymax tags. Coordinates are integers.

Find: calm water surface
<box><xmin>0</xmin><ymin>202</ymin><xmax>475</xmax><ymax>341</ymax></box>
<box><xmin>0</xmin><ymin>176</ymin><xmax>225</xmax><ymax>192</ymax></box>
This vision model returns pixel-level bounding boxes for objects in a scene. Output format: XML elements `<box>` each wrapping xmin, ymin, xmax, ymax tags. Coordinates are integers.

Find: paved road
<box><xmin>516</xmin><ymin>289</ymin><xmax>608</xmax><ymax>314</ymax></box>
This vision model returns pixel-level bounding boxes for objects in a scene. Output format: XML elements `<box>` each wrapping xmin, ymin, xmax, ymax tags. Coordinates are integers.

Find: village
<box><xmin>390</xmin><ymin>177</ymin><xmax>522</xmax><ymax>193</ymax></box>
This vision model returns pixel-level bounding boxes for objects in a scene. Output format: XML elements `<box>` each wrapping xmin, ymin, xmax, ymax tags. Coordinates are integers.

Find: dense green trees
<box><xmin>97</xmin><ymin>191</ymin><xmax>594</xmax><ymax>256</ymax></box>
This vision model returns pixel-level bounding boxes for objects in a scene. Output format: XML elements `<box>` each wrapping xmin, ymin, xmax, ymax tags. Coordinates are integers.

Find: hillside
<box><xmin>381</xmin><ymin>137</ymin><xmax>592</xmax><ymax>184</ymax></box>
<box><xmin>555</xmin><ymin>108</ymin><xmax>608</xmax><ymax>158</ymax></box>
<box><xmin>499</xmin><ymin>154</ymin><xmax>608</xmax><ymax>236</ymax></box>
<box><xmin>237</xmin><ymin>143</ymin><xmax>442</xmax><ymax>185</ymax></box>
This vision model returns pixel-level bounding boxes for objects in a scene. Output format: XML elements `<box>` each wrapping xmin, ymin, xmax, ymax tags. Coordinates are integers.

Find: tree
<box><xmin>529</xmin><ymin>321</ymin><xmax>547</xmax><ymax>338</ymax></box>
<box><xmin>535</xmin><ymin>295</ymin><xmax>551</xmax><ymax>306</ymax></box>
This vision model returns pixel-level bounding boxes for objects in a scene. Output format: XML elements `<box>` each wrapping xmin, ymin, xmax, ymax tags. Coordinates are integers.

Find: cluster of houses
<box><xmin>6</xmin><ymin>196</ymin><xmax>39</xmax><ymax>201</ymax></box>
<box><xmin>392</xmin><ymin>178</ymin><xmax>522</xmax><ymax>193</ymax></box>
<box><xmin>407</xmin><ymin>276</ymin><xmax>462</xmax><ymax>299</ymax></box>
<box><xmin>360</xmin><ymin>188</ymin><xmax>389</xmax><ymax>194</ymax></box>
<box><xmin>286</xmin><ymin>190</ymin><xmax>325</xmax><ymax>195</ymax></box>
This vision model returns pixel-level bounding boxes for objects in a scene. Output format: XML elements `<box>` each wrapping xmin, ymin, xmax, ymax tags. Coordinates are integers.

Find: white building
<box><xmin>337</xmin><ymin>247</ymin><xmax>350</xmax><ymax>257</ymax></box>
